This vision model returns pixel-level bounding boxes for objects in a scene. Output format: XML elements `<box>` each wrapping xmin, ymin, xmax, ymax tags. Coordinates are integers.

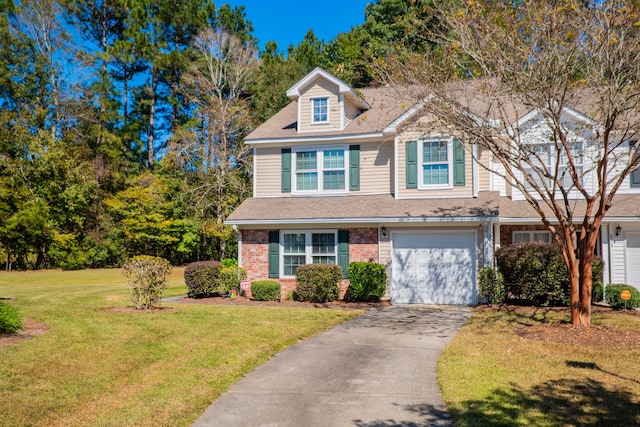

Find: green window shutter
<box><xmin>268</xmin><ymin>231</ymin><xmax>279</xmax><ymax>278</ymax></box>
<box><xmin>337</xmin><ymin>230</ymin><xmax>349</xmax><ymax>278</ymax></box>
<box><xmin>349</xmin><ymin>145</ymin><xmax>360</xmax><ymax>191</ymax></box>
<box><xmin>281</xmin><ymin>148</ymin><xmax>291</xmax><ymax>193</ymax></box>
<box><xmin>453</xmin><ymin>139</ymin><xmax>465</xmax><ymax>186</ymax></box>
<box><xmin>406</xmin><ymin>141</ymin><xmax>418</xmax><ymax>189</ymax></box>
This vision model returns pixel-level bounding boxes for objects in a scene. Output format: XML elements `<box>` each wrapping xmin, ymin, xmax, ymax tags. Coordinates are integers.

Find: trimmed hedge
<box><xmin>184</xmin><ymin>261</ymin><xmax>222</xmax><ymax>298</ymax></box>
<box><xmin>251</xmin><ymin>280</ymin><xmax>281</xmax><ymax>301</ymax></box>
<box><xmin>122</xmin><ymin>255</ymin><xmax>172</xmax><ymax>309</ymax></box>
<box><xmin>605</xmin><ymin>284</ymin><xmax>640</xmax><ymax>309</ymax></box>
<box><xmin>294</xmin><ymin>264</ymin><xmax>342</xmax><ymax>303</ymax></box>
<box><xmin>346</xmin><ymin>262</ymin><xmax>386</xmax><ymax>302</ymax></box>
<box><xmin>0</xmin><ymin>301</ymin><xmax>22</xmax><ymax>334</ymax></box>
<box><xmin>495</xmin><ymin>242</ymin><xmax>604</xmax><ymax>306</ymax></box>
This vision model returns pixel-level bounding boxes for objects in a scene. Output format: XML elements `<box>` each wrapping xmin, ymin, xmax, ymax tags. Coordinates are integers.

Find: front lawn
<box><xmin>0</xmin><ymin>268</ymin><xmax>361</xmax><ymax>426</ymax></box>
<box><xmin>438</xmin><ymin>306</ymin><xmax>640</xmax><ymax>426</ymax></box>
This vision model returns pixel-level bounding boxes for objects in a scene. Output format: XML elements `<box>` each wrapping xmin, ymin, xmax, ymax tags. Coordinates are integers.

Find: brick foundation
<box><xmin>240</xmin><ymin>227</ymin><xmax>379</xmax><ymax>300</ymax></box>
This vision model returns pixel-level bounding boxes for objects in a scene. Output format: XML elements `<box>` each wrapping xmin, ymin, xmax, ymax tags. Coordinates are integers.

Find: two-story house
<box><xmin>226</xmin><ymin>68</ymin><xmax>640</xmax><ymax>304</ymax></box>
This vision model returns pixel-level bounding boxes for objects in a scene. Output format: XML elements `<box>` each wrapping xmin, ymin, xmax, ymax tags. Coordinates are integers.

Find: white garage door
<box><xmin>391</xmin><ymin>231</ymin><xmax>477</xmax><ymax>304</ymax></box>
<box><xmin>626</xmin><ymin>233</ymin><xmax>640</xmax><ymax>287</ymax></box>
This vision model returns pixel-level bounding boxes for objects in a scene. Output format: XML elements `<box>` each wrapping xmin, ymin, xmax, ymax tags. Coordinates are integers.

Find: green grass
<box><xmin>0</xmin><ymin>268</ymin><xmax>361</xmax><ymax>427</ymax></box>
<box><xmin>438</xmin><ymin>306</ymin><xmax>640</xmax><ymax>426</ymax></box>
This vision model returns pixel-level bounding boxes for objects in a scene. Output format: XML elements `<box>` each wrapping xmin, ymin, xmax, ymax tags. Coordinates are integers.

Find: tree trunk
<box><xmin>148</xmin><ymin>66</ymin><xmax>156</xmax><ymax>171</ymax></box>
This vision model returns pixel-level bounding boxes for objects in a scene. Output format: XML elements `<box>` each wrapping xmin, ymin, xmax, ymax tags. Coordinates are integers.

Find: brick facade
<box><xmin>240</xmin><ymin>227</ymin><xmax>379</xmax><ymax>300</ymax></box>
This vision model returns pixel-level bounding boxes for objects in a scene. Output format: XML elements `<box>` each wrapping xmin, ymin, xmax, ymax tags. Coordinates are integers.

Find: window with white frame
<box><xmin>512</xmin><ymin>230</ymin><xmax>551</xmax><ymax>244</ymax></box>
<box><xmin>419</xmin><ymin>138</ymin><xmax>453</xmax><ymax>188</ymax></box>
<box><xmin>312</xmin><ymin>97</ymin><xmax>328</xmax><ymax>123</ymax></box>
<box><xmin>281</xmin><ymin>230</ymin><xmax>337</xmax><ymax>276</ymax></box>
<box><xmin>523</xmin><ymin>141</ymin><xmax>583</xmax><ymax>189</ymax></box>
<box><xmin>293</xmin><ymin>146</ymin><xmax>347</xmax><ymax>193</ymax></box>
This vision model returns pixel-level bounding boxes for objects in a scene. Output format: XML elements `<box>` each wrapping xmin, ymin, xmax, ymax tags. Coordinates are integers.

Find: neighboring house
<box><xmin>226</xmin><ymin>68</ymin><xmax>640</xmax><ymax>304</ymax></box>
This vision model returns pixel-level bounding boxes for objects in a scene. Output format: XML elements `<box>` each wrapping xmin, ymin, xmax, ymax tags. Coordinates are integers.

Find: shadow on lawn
<box><xmin>449</xmin><ymin>377</ymin><xmax>638</xmax><ymax>426</ymax></box>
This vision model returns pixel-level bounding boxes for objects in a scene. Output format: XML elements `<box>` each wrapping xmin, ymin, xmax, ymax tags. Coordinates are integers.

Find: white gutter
<box><xmin>247</xmin><ymin>132</ymin><xmax>384</xmax><ymax>146</ymax></box>
<box><xmin>226</xmin><ymin>216</ymin><xmax>498</xmax><ymax>226</ymax></box>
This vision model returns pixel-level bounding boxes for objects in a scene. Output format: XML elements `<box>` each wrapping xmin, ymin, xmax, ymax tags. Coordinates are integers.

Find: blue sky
<box><xmin>224</xmin><ymin>0</ymin><xmax>371</xmax><ymax>50</ymax></box>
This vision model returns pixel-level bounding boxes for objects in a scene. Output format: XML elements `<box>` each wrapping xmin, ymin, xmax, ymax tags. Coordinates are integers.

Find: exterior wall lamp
<box><xmin>616</xmin><ymin>224</ymin><xmax>622</xmax><ymax>237</ymax></box>
<box><xmin>381</xmin><ymin>227</ymin><xmax>388</xmax><ymax>238</ymax></box>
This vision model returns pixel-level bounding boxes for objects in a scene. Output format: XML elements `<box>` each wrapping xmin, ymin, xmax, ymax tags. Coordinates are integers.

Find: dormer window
<box><xmin>312</xmin><ymin>97</ymin><xmax>329</xmax><ymax>124</ymax></box>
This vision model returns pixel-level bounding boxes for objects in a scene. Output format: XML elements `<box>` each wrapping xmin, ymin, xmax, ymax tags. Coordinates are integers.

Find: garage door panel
<box><xmin>391</xmin><ymin>232</ymin><xmax>476</xmax><ymax>305</ymax></box>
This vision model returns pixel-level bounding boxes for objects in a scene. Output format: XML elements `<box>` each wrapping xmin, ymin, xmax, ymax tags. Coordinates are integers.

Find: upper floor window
<box><xmin>419</xmin><ymin>138</ymin><xmax>454</xmax><ymax>189</ymax></box>
<box><xmin>523</xmin><ymin>141</ymin><xmax>583</xmax><ymax>189</ymax></box>
<box><xmin>293</xmin><ymin>146</ymin><xmax>347</xmax><ymax>193</ymax></box>
<box><xmin>312</xmin><ymin>97</ymin><xmax>328</xmax><ymax>123</ymax></box>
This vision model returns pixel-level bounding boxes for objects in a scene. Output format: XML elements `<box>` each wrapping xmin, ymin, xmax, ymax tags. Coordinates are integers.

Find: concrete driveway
<box><xmin>192</xmin><ymin>305</ymin><xmax>472</xmax><ymax>427</ymax></box>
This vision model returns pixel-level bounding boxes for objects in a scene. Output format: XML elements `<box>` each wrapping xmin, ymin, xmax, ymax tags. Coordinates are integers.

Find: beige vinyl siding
<box><xmin>298</xmin><ymin>78</ymin><xmax>341</xmax><ymax>133</ymax></box>
<box><xmin>253</xmin><ymin>138</ymin><xmax>393</xmax><ymax>198</ymax></box>
<box><xmin>254</xmin><ymin>146</ymin><xmax>286</xmax><ymax>197</ymax></box>
<box><xmin>477</xmin><ymin>146</ymin><xmax>491</xmax><ymax>192</ymax></box>
<box><xmin>343</xmin><ymin>99</ymin><xmax>361</xmax><ymax>129</ymax></box>
<box><xmin>396</xmin><ymin>136</ymin><xmax>474</xmax><ymax>199</ymax></box>
<box><xmin>360</xmin><ymin>139</ymin><xmax>394</xmax><ymax>194</ymax></box>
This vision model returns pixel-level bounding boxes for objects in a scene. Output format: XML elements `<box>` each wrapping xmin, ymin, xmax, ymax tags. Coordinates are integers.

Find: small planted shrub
<box><xmin>251</xmin><ymin>280</ymin><xmax>281</xmax><ymax>301</ymax></box>
<box><xmin>478</xmin><ymin>266</ymin><xmax>505</xmax><ymax>304</ymax></box>
<box><xmin>0</xmin><ymin>301</ymin><xmax>22</xmax><ymax>334</ymax></box>
<box><xmin>122</xmin><ymin>255</ymin><xmax>172</xmax><ymax>310</ymax></box>
<box><xmin>218</xmin><ymin>266</ymin><xmax>248</xmax><ymax>296</ymax></box>
<box><xmin>294</xmin><ymin>264</ymin><xmax>342</xmax><ymax>303</ymax></box>
<box><xmin>605</xmin><ymin>284</ymin><xmax>640</xmax><ymax>309</ymax></box>
<box><xmin>184</xmin><ymin>261</ymin><xmax>222</xmax><ymax>298</ymax></box>
<box><xmin>346</xmin><ymin>262</ymin><xmax>386</xmax><ymax>302</ymax></box>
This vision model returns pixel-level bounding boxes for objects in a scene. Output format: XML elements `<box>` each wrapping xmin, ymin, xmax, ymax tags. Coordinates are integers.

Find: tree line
<box><xmin>0</xmin><ymin>0</ymin><xmax>439</xmax><ymax>270</ymax></box>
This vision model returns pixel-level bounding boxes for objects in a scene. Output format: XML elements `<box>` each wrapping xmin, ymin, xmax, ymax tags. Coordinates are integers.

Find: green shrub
<box><xmin>122</xmin><ymin>256</ymin><xmax>172</xmax><ymax>309</ymax></box>
<box><xmin>478</xmin><ymin>266</ymin><xmax>505</xmax><ymax>304</ymax></box>
<box><xmin>218</xmin><ymin>266</ymin><xmax>247</xmax><ymax>296</ymax></box>
<box><xmin>346</xmin><ymin>262</ymin><xmax>386</xmax><ymax>302</ymax></box>
<box><xmin>605</xmin><ymin>284</ymin><xmax>640</xmax><ymax>309</ymax></box>
<box><xmin>294</xmin><ymin>264</ymin><xmax>342</xmax><ymax>303</ymax></box>
<box><xmin>221</xmin><ymin>258</ymin><xmax>238</xmax><ymax>268</ymax></box>
<box><xmin>496</xmin><ymin>243</ymin><xmax>604</xmax><ymax>306</ymax></box>
<box><xmin>251</xmin><ymin>280</ymin><xmax>281</xmax><ymax>301</ymax></box>
<box><xmin>184</xmin><ymin>261</ymin><xmax>222</xmax><ymax>298</ymax></box>
<box><xmin>0</xmin><ymin>301</ymin><xmax>22</xmax><ymax>334</ymax></box>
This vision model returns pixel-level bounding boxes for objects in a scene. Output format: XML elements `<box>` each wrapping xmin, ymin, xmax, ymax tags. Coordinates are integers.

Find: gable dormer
<box><xmin>286</xmin><ymin>68</ymin><xmax>371</xmax><ymax>133</ymax></box>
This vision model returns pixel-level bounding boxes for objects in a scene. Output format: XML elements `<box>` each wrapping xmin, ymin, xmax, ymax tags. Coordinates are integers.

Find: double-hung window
<box><xmin>281</xmin><ymin>230</ymin><xmax>337</xmax><ymax>276</ymax></box>
<box><xmin>312</xmin><ymin>97</ymin><xmax>328</xmax><ymax>123</ymax></box>
<box><xmin>419</xmin><ymin>138</ymin><xmax>453</xmax><ymax>188</ymax></box>
<box><xmin>523</xmin><ymin>141</ymin><xmax>584</xmax><ymax>189</ymax></box>
<box><xmin>513</xmin><ymin>230</ymin><xmax>551</xmax><ymax>244</ymax></box>
<box><xmin>293</xmin><ymin>146</ymin><xmax>347</xmax><ymax>193</ymax></box>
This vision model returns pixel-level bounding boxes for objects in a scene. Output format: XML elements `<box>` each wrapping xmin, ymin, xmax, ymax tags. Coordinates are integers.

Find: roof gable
<box><xmin>286</xmin><ymin>67</ymin><xmax>370</xmax><ymax>110</ymax></box>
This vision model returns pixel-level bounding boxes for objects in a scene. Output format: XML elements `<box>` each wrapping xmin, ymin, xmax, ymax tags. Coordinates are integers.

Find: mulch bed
<box><xmin>0</xmin><ymin>319</ymin><xmax>48</xmax><ymax>350</ymax></box>
<box><xmin>478</xmin><ymin>304</ymin><xmax>640</xmax><ymax>347</ymax></box>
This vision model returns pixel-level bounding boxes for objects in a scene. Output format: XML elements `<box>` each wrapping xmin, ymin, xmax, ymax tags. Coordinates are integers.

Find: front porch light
<box><xmin>616</xmin><ymin>225</ymin><xmax>622</xmax><ymax>237</ymax></box>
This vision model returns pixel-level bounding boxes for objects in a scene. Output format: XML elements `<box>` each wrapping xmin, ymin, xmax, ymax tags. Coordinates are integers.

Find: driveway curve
<box><xmin>192</xmin><ymin>305</ymin><xmax>472</xmax><ymax>427</ymax></box>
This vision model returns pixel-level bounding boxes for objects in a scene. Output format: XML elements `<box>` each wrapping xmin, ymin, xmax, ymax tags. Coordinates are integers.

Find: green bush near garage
<box><xmin>495</xmin><ymin>242</ymin><xmax>604</xmax><ymax>306</ymax></box>
<box><xmin>346</xmin><ymin>262</ymin><xmax>386</xmax><ymax>302</ymax></box>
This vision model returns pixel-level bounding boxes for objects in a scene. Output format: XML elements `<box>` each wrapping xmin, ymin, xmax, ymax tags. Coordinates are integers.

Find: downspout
<box><xmin>233</xmin><ymin>225</ymin><xmax>242</xmax><ymax>268</ymax></box>
<box><xmin>606</xmin><ymin>223</ymin><xmax>612</xmax><ymax>300</ymax></box>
